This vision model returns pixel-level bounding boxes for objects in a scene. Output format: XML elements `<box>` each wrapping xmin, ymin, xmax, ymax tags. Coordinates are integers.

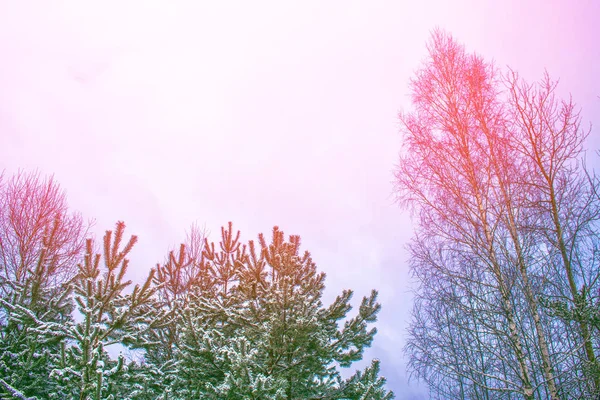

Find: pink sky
<box><xmin>0</xmin><ymin>1</ymin><xmax>598</xmax><ymax>397</ymax></box>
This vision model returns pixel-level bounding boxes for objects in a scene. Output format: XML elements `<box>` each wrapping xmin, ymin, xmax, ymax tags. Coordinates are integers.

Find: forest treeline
<box><xmin>0</xmin><ymin>171</ymin><xmax>394</xmax><ymax>399</ymax></box>
<box><xmin>398</xmin><ymin>31</ymin><xmax>600</xmax><ymax>399</ymax></box>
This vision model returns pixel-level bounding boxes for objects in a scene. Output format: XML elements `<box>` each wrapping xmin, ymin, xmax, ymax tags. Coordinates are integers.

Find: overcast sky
<box><xmin>0</xmin><ymin>1</ymin><xmax>598</xmax><ymax>398</ymax></box>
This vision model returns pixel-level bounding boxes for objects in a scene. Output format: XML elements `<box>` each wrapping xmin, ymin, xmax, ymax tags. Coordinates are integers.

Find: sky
<box><xmin>0</xmin><ymin>1</ymin><xmax>598</xmax><ymax>398</ymax></box>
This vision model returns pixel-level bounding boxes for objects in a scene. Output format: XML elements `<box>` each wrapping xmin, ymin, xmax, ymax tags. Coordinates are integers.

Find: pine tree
<box><xmin>156</xmin><ymin>223</ymin><xmax>394</xmax><ymax>399</ymax></box>
<box><xmin>137</xmin><ymin>225</ymin><xmax>211</xmax><ymax>399</ymax></box>
<box><xmin>50</xmin><ymin>222</ymin><xmax>158</xmax><ymax>400</ymax></box>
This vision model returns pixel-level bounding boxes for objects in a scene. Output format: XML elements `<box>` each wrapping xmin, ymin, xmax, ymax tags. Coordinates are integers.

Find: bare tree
<box><xmin>397</xmin><ymin>30</ymin><xmax>599</xmax><ymax>399</ymax></box>
<box><xmin>506</xmin><ymin>71</ymin><xmax>600</xmax><ymax>395</ymax></box>
<box><xmin>0</xmin><ymin>170</ymin><xmax>88</xmax><ymax>302</ymax></box>
<box><xmin>398</xmin><ymin>31</ymin><xmax>539</xmax><ymax>399</ymax></box>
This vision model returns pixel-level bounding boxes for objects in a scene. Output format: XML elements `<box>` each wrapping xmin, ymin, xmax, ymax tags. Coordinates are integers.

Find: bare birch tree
<box><xmin>397</xmin><ymin>30</ymin><xmax>599</xmax><ymax>399</ymax></box>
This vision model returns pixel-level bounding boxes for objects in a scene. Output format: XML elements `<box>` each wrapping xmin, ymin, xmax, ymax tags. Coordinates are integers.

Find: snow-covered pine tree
<box><xmin>169</xmin><ymin>222</ymin><xmax>250</xmax><ymax>398</ymax></box>
<box><xmin>133</xmin><ymin>225</ymin><xmax>212</xmax><ymax>398</ymax></box>
<box><xmin>0</xmin><ymin>242</ymin><xmax>74</xmax><ymax>399</ymax></box>
<box><xmin>166</xmin><ymin>223</ymin><xmax>394</xmax><ymax>399</ymax></box>
<box><xmin>51</xmin><ymin>222</ymin><xmax>158</xmax><ymax>400</ymax></box>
